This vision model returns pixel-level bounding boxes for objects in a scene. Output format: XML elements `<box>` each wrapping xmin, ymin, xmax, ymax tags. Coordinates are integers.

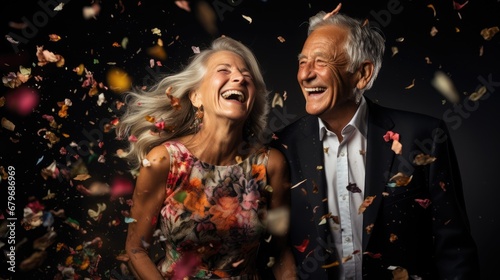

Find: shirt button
<box><xmin>340</xmin><ymin>152</ymin><xmax>345</xmax><ymax>157</ymax></box>
<box><xmin>345</xmin><ymin>237</ymin><xmax>351</xmax><ymax>242</ymax></box>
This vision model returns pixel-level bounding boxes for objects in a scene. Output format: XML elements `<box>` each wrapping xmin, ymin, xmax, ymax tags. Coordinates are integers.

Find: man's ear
<box><xmin>189</xmin><ymin>91</ymin><xmax>202</xmax><ymax>107</ymax></box>
<box><xmin>356</xmin><ymin>61</ymin><xmax>374</xmax><ymax>90</ymax></box>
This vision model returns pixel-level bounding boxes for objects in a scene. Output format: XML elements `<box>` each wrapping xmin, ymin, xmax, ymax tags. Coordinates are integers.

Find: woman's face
<box><xmin>192</xmin><ymin>50</ymin><xmax>256</xmax><ymax>125</ymax></box>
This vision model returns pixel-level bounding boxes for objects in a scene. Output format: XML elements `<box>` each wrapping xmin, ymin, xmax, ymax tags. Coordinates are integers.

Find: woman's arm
<box><xmin>267</xmin><ymin>147</ymin><xmax>297</xmax><ymax>280</ymax></box>
<box><xmin>125</xmin><ymin>145</ymin><xmax>170</xmax><ymax>279</ymax></box>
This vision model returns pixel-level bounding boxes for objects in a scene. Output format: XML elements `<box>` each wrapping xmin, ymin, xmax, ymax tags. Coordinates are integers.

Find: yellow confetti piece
<box><xmin>145</xmin><ymin>115</ymin><xmax>155</xmax><ymax>123</ymax></box>
<box><xmin>321</xmin><ymin>261</ymin><xmax>340</xmax><ymax>268</ymax></box>
<box><xmin>106</xmin><ymin>67</ymin><xmax>131</xmax><ymax>93</ymax></box>
<box><xmin>469</xmin><ymin>86</ymin><xmax>487</xmax><ymax>101</ymax></box>
<box><xmin>480</xmin><ymin>26</ymin><xmax>499</xmax><ymax>41</ymax></box>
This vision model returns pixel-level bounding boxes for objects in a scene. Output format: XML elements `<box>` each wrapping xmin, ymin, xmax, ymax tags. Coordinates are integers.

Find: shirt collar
<box><xmin>319</xmin><ymin>95</ymin><xmax>368</xmax><ymax>140</ymax></box>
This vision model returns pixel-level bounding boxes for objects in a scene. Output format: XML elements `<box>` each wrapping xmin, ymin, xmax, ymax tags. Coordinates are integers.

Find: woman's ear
<box><xmin>189</xmin><ymin>91</ymin><xmax>202</xmax><ymax>107</ymax></box>
<box><xmin>356</xmin><ymin>61</ymin><xmax>374</xmax><ymax>90</ymax></box>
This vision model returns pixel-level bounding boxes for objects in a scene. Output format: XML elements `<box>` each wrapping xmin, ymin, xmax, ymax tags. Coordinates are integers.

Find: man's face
<box><xmin>297</xmin><ymin>25</ymin><xmax>358</xmax><ymax>118</ymax></box>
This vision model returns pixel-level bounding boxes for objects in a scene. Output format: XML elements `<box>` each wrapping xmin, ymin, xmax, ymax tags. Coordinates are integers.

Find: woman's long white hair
<box><xmin>116</xmin><ymin>36</ymin><xmax>269</xmax><ymax>170</ymax></box>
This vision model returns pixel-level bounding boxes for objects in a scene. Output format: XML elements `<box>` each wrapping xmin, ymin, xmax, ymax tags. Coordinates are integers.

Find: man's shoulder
<box><xmin>368</xmin><ymin>98</ymin><xmax>441</xmax><ymax>126</ymax></box>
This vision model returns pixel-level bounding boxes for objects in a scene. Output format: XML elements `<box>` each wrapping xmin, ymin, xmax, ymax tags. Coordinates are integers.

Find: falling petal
<box><xmin>405</xmin><ymin>79</ymin><xmax>415</xmax><ymax>89</ymax></box>
<box><xmin>277</xmin><ymin>36</ymin><xmax>286</xmax><ymax>43</ymax></box>
<box><xmin>175</xmin><ymin>0</ymin><xmax>191</xmax><ymax>12</ymax></box>
<box><xmin>413</xmin><ymin>153</ymin><xmax>436</xmax><ymax>165</ymax></box>
<box><xmin>469</xmin><ymin>86</ymin><xmax>487</xmax><ymax>101</ymax></box>
<box><xmin>391</xmin><ymin>140</ymin><xmax>402</xmax><ymax>154</ymax></box>
<box><xmin>439</xmin><ymin>181</ymin><xmax>447</xmax><ymax>192</ymax></box>
<box><xmin>432</xmin><ymin>71</ymin><xmax>460</xmax><ymax>104</ymax></box>
<box><xmin>5</xmin><ymin>87</ymin><xmax>40</xmax><ymax>116</ymax></box>
<box><xmin>142</xmin><ymin>158</ymin><xmax>151</xmax><ymax>167</ymax></box>
<box><xmin>106</xmin><ymin>67</ymin><xmax>131</xmax><ymax>93</ymax></box>
<box><xmin>453</xmin><ymin>1</ymin><xmax>469</xmax><ymax>10</ymax></box>
<box><xmin>125</xmin><ymin>217</ymin><xmax>137</xmax><ymax>223</ymax></box>
<box><xmin>346</xmin><ymin>183</ymin><xmax>361</xmax><ymax>193</ymax></box>
<box><xmin>321</xmin><ymin>261</ymin><xmax>340</xmax><ymax>268</ymax></box>
<box><xmin>389</xmin><ymin>172</ymin><xmax>413</xmax><ymax>186</ymax></box>
<box><xmin>389</xmin><ymin>266</ymin><xmax>409</xmax><ymax>279</ymax></box>
<box><xmin>430</xmin><ymin>26</ymin><xmax>438</xmax><ymax>37</ymax></box>
<box><xmin>415</xmin><ymin>198</ymin><xmax>432</xmax><ymax>209</ymax></box>
<box><xmin>358</xmin><ymin>196</ymin><xmax>376</xmax><ymax>214</ymax></box>
<box><xmin>427</xmin><ymin>4</ymin><xmax>436</xmax><ymax>17</ymax></box>
<box><xmin>73</xmin><ymin>174</ymin><xmax>91</xmax><ymax>181</ymax></box>
<box><xmin>391</xmin><ymin>46</ymin><xmax>399</xmax><ymax>57</ymax></box>
<box><xmin>480</xmin><ymin>26</ymin><xmax>499</xmax><ymax>40</ymax></box>
<box><xmin>144</xmin><ymin>115</ymin><xmax>155</xmax><ymax>123</ymax></box>
<box><xmin>242</xmin><ymin>14</ymin><xmax>252</xmax><ymax>24</ymax></box>
<box><xmin>49</xmin><ymin>34</ymin><xmax>61</xmax><ymax>41</ymax></box>
<box><xmin>291</xmin><ymin>179</ymin><xmax>307</xmax><ymax>189</ymax></box>
<box><xmin>365</xmin><ymin>223</ymin><xmax>374</xmax><ymax>234</ymax></box>
<box><xmin>322</xmin><ymin>3</ymin><xmax>342</xmax><ymax>20</ymax></box>
<box><xmin>151</xmin><ymin>28</ymin><xmax>162</xmax><ymax>36</ymax></box>
<box><xmin>364</xmin><ymin>251</ymin><xmax>382</xmax><ymax>259</ymax></box>
<box><xmin>389</xmin><ymin>233</ymin><xmax>398</xmax><ymax>243</ymax></box>
<box><xmin>266</xmin><ymin>256</ymin><xmax>275</xmax><ymax>268</ymax></box>
<box><xmin>111</xmin><ymin>177</ymin><xmax>133</xmax><ymax>198</ymax></box>
<box><xmin>232</xmin><ymin>259</ymin><xmax>245</xmax><ymax>268</ymax></box>
<box><xmin>271</xmin><ymin>92</ymin><xmax>284</xmax><ymax>108</ymax></box>
<box><xmin>294</xmin><ymin>239</ymin><xmax>309</xmax><ymax>253</ymax></box>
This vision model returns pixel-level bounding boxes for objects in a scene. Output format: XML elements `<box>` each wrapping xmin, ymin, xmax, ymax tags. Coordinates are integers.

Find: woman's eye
<box><xmin>243</xmin><ymin>72</ymin><xmax>253</xmax><ymax>79</ymax></box>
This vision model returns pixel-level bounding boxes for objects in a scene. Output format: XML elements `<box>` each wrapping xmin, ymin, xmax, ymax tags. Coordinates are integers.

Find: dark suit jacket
<box><xmin>271</xmin><ymin>98</ymin><xmax>479</xmax><ymax>280</ymax></box>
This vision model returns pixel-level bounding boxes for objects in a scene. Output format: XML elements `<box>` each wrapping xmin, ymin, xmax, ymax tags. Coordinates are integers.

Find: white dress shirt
<box><xmin>319</xmin><ymin>96</ymin><xmax>367</xmax><ymax>280</ymax></box>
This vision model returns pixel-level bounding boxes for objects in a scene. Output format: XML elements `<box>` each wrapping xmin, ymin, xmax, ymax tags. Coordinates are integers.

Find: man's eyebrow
<box><xmin>297</xmin><ymin>52</ymin><xmax>328</xmax><ymax>61</ymax></box>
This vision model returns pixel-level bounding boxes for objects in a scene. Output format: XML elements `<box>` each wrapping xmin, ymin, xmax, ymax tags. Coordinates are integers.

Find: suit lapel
<box><xmin>362</xmin><ymin>99</ymin><xmax>396</xmax><ymax>251</ymax></box>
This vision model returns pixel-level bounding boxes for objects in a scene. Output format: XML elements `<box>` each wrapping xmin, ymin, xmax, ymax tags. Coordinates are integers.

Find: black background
<box><xmin>1</xmin><ymin>0</ymin><xmax>499</xmax><ymax>279</ymax></box>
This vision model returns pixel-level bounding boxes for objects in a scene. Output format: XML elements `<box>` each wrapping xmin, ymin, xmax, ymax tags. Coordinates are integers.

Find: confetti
<box><xmin>358</xmin><ymin>196</ymin><xmax>376</xmax><ymax>214</ymax></box>
<box><xmin>431</xmin><ymin>71</ymin><xmax>460</xmax><ymax>104</ymax></box>
<box><xmin>242</xmin><ymin>14</ymin><xmax>252</xmax><ymax>24</ymax></box>
<box><xmin>294</xmin><ymin>239</ymin><xmax>310</xmax><ymax>253</ymax></box>
<box><xmin>469</xmin><ymin>86</ymin><xmax>487</xmax><ymax>101</ymax></box>
<box><xmin>415</xmin><ymin>198</ymin><xmax>432</xmax><ymax>209</ymax></box>
<box><xmin>389</xmin><ymin>172</ymin><xmax>413</xmax><ymax>187</ymax></box>
<box><xmin>480</xmin><ymin>26</ymin><xmax>499</xmax><ymax>40</ymax></box>
<box><xmin>142</xmin><ymin>158</ymin><xmax>151</xmax><ymax>167</ymax></box>
<box><xmin>413</xmin><ymin>153</ymin><xmax>436</xmax><ymax>165</ymax></box>
<box><xmin>106</xmin><ymin>67</ymin><xmax>131</xmax><ymax>93</ymax></box>
<box><xmin>271</xmin><ymin>92</ymin><xmax>284</xmax><ymax>108</ymax></box>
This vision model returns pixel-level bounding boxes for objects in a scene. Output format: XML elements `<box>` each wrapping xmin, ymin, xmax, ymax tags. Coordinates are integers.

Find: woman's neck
<box><xmin>180</xmin><ymin>127</ymin><xmax>250</xmax><ymax>166</ymax></box>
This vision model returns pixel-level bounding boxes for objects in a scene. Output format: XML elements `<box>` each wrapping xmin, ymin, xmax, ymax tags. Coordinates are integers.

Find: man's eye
<box><xmin>316</xmin><ymin>60</ymin><xmax>328</xmax><ymax>66</ymax></box>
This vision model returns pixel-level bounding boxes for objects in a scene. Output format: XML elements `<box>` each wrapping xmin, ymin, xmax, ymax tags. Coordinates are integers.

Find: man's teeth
<box><xmin>305</xmin><ymin>87</ymin><xmax>327</xmax><ymax>92</ymax></box>
<box><xmin>221</xmin><ymin>90</ymin><xmax>244</xmax><ymax>102</ymax></box>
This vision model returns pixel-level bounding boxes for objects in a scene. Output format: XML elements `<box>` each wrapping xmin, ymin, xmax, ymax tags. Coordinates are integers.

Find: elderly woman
<box><xmin>116</xmin><ymin>36</ymin><xmax>295</xmax><ymax>279</ymax></box>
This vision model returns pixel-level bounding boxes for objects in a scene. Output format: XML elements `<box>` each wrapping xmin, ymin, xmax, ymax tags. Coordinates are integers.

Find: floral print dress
<box><xmin>156</xmin><ymin>141</ymin><xmax>271</xmax><ymax>279</ymax></box>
